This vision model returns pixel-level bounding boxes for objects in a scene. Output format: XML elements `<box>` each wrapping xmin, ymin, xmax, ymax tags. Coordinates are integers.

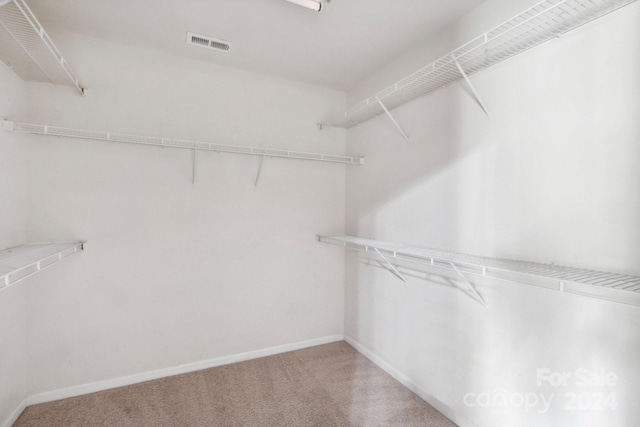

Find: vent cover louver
<box><xmin>186</xmin><ymin>32</ymin><xmax>231</xmax><ymax>53</ymax></box>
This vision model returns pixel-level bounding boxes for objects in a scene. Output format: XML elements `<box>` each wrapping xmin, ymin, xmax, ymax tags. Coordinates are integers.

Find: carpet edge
<box><xmin>20</xmin><ymin>335</ymin><xmax>344</xmax><ymax>410</ymax></box>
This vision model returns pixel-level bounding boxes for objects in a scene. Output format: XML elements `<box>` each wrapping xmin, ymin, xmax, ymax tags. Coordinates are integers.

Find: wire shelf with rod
<box><xmin>0</xmin><ymin>242</ymin><xmax>84</xmax><ymax>290</ymax></box>
<box><xmin>323</xmin><ymin>0</ymin><xmax>638</xmax><ymax>129</ymax></box>
<box><xmin>2</xmin><ymin>119</ymin><xmax>365</xmax><ymax>166</ymax></box>
<box><xmin>318</xmin><ymin>234</ymin><xmax>640</xmax><ymax>308</ymax></box>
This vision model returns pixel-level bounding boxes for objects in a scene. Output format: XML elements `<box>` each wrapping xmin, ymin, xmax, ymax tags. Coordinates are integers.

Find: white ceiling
<box><xmin>27</xmin><ymin>0</ymin><xmax>487</xmax><ymax>91</ymax></box>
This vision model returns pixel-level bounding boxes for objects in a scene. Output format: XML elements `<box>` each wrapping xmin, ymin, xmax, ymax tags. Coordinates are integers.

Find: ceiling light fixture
<box><xmin>284</xmin><ymin>0</ymin><xmax>322</xmax><ymax>12</ymax></box>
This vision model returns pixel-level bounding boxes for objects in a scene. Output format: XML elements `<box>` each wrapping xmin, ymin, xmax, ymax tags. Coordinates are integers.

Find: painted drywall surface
<box><xmin>0</xmin><ymin>65</ymin><xmax>27</xmax><ymax>249</ymax></box>
<box><xmin>0</xmin><ymin>65</ymin><xmax>28</xmax><ymax>424</ymax></box>
<box><xmin>24</xmin><ymin>33</ymin><xmax>347</xmax><ymax>394</ymax></box>
<box><xmin>345</xmin><ymin>3</ymin><xmax>640</xmax><ymax>427</ymax></box>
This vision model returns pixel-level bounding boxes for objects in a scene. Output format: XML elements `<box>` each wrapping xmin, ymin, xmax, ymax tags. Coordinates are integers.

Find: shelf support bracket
<box><xmin>375</xmin><ymin>96</ymin><xmax>409</xmax><ymax>140</ymax></box>
<box><xmin>255</xmin><ymin>155</ymin><xmax>265</xmax><ymax>187</ymax></box>
<box><xmin>450</xmin><ymin>262</ymin><xmax>487</xmax><ymax>307</ymax></box>
<box><xmin>373</xmin><ymin>248</ymin><xmax>407</xmax><ymax>283</ymax></box>
<box><xmin>452</xmin><ymin>56</ymin><xmax>490</xmax><ymax>118</ymax></box>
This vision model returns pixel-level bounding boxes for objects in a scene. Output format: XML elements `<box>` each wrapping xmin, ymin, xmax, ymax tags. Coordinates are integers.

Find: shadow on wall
<box><xmin>343</xmin><ymin>83</ymin><xmax>500</xmax><ymax>426</ymax></box>
<box><xmin>345</xmin><ymin>84</ymin><xmax>491</xmax><ymax>239</ymax></box>
<box><xmin>343</xmin><ymin>8</ymin><xmax>640</xmax><ymax>425</ymax></box>
<box><xmin>345</xmin><ymin>13</ymin><xmax>640</xmax><ymax>273</ymax></box>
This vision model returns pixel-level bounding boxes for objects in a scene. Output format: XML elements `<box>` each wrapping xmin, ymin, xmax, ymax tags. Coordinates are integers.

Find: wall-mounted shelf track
<box><xmin>0</xmin><ymin>242</ymin><xmax>84</xmax><ymax>290</ymax></box>
<box><xmin>323</xmin><ymin>0</ymin><xmax>637</xmax><ymax>129</ymax></box>
<box><xmin>318</xmin><ymin>234</ymin><xmax>640</xmax><ymax>308</ymax></box>
<box><xmin>1</xmin><ymin>120</ymin><xmax>364</xmax><ymax>166</ymax></box>
<box><xmin>0</xmin><ymin>0</ymin><xmax>85</xmax><ymax>93</ymax></box>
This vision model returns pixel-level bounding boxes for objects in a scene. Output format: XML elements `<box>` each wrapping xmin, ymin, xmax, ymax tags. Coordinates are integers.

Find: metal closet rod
<box><xmin>1</xmin><ymin>119</ymin><xmax>364</xmax><ymax>165</ymax></box>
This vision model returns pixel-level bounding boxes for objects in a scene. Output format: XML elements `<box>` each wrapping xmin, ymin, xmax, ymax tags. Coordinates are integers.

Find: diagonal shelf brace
<box><xmin>453</xmin><ymin>56</ymin><xmax>490</xmax><ymax>118</ymax></box>
<box><xmin>374</xmin><ymin>248</ymin><xmax>407</xmax><ymax>283</ymax></box>
<box><xmin>450</xmin><ymin>262</ymin><xmax>487</xmax><ymax>307</ymax></box>
<box><xmin>255</xmin><ymin>155</ymin><xmax>265</xmax><ymax>187</ymax></box>
<box><xmin>375</xmin><ymin>96</ymin><xmax>409</xmax><ymax>140</ymax></box>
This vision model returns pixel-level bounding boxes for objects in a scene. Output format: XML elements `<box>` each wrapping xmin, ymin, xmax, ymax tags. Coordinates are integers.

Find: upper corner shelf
<box><xmin>318</xmin><ymin>234</ymin><xmax>640</xmax><ymax>308</ymax></box>
<box><xmin>0</xmin><ymin>242</ymin><xmax>83</xmax><ymax>290</ymax></box>
<box><xmin>0</xmin><ymin>0</ymin><xmax>85</xmax><ymax>94</ymax></box>
<box><xmin>325</xmin><ymin>0</ymin><xmax>638</xmax><ymax>129</ymax></box>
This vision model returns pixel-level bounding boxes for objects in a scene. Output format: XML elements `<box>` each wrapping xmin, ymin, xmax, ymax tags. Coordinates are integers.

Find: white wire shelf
<box><xmin>0</xmin><ymin>242</ymin><xmax>84</xmax><ymax>290</ymax></box>
<box><xmin>1</xmin><ymin>120</ymin><xmax>365</xmax><ymax>166</ymax></box>
<box><xmin>325</xmin><ymin>0</ymin><xmax>638</xmax><ymax>129</ymax></box>
<box><xmin>0</xmin><ymin>0</ymin><xmax>85</xmax><ymax>93</ymax></box>
<box><xmin>318</xmin><ymin>234</ymin><xmax>640</xmax><ymax>308</ymax></box>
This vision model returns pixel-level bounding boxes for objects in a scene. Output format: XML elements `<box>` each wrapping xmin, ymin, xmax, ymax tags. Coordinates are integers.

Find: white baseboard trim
<box><xmin>344</xmin><ymin>335</ymin><xmax>477</xmax><ymax>427</ymax></box>
<box><xmin>2</xmin><ymin>398</ymin><xmax>28</xmax><ymax>427</ymax></box>
<box><xmin>11</xmin><ymin>334</ymin><xmax>343</xmax><ymax>416</ymax></box>
<box><xmin>5</xmin><ymin>335</ymin><xmax>474</xmax><ymax>427</ymax></box>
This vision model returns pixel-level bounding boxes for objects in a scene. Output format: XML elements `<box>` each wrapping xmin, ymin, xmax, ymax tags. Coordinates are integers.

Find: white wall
<box><xmin>0</xmin><ymin>64</ymin><xmax>29</xmax><ymax>424</ymax></box>
<box><xmin>23</xmin><ymin>32</ymin><xmax>347</xmax><ymax>394</ymax></box>
<box><xmin>345</xmin><ymin>1</ymin><xmax>640</xmax><ymax>427</ymax></box>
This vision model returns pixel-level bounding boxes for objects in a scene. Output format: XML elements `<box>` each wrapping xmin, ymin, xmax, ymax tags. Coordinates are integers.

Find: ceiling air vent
<box><xmin>186</xmin><ymin>32</ymin><xmax>231</xmax><ymax>53</ymax></box>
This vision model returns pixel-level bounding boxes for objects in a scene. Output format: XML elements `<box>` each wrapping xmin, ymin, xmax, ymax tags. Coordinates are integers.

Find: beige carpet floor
<box><xmin>15</xmin><ymin>341</ymin><xmax>456</xmax><ymax>427</ymax></box>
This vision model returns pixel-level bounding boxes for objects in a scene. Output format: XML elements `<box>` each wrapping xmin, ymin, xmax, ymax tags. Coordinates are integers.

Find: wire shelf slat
<box><xmin>0</xmin><ymin>242</ymin><xmax>84</xmax><ymax>290</ymax></box>
<box><xmin>5</xmin><ymin>120</ymin><xmax>365</xmax><ymax>166</ymax></box>
<box><xmin>0</xmin><ymin>0</ymin><xmax>84</xmax><ymax>93</ymax></box>
<box><xmin>318</xmin><ymin>235</ymin><xmax>640</xmax><ymax>308</ymax></box>
<box><xmin>325</xmin><ymin>0</ymin><xmax>637</xmax><ymax>128</ymax></box>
